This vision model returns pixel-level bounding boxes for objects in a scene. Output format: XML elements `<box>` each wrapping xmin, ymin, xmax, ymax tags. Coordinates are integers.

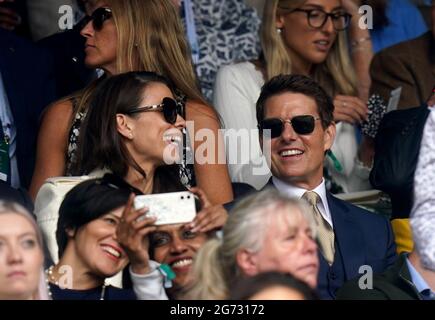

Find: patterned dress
<box><xmin>180</xmin><ymin>0</ymin><xmax>261</xmax><ymax>102</ymax></box>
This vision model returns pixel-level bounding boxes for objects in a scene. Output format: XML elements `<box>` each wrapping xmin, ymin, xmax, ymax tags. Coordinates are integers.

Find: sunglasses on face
<box><xmin>258</xmin><ymin>115</ymin><xmax>321</xmax><ymax>138</ymax></box>
<box><xmin>124</xmin><ymin>97</ymin><xmax>181</xmax><ymax>125</ymax></box>
<box><xmin>80</xmin><ymin>7</ymin><xmax>112</xmax><ymax>31</ymax></box>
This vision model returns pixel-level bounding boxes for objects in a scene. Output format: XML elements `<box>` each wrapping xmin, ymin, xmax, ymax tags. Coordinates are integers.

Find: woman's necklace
<box><xmin>45</xmin><ymin>266</ymin><xmax>107</xmax><ymax>300</ymax></box>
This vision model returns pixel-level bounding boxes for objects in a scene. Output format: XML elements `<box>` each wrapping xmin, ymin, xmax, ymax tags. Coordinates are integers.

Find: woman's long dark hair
<box><xmin>71</xmin><ymin>71</ymin><xmax>186</xmax><ymax>193</ymax></box>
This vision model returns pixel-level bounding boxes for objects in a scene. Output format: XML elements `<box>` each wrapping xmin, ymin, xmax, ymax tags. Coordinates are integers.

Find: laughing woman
<box><xmin>36</xmin><ymin>71</ymin><xmax>228</xmax><ymax>268</ymax></box>
<box><xmin>47</xmin><ymin>177</ymin><xmax>137</xmax><ymax>300</ymax></box>
<box><xmin>49</xmin><ymin>175</ymin><xmax>171</xmax><ymax>300</ymax></box>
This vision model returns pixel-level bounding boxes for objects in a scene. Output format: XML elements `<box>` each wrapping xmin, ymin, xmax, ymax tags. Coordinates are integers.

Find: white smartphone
<box><xmin>133</xmin><ymin>191</ymin><xmax>197</xmax><ymax>225</ymax></box>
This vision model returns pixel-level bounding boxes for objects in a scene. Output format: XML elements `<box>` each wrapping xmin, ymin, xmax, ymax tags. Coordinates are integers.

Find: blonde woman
<box><xmin>29</xmin><ymin>0</ymin><xmax>233</xmax><ymax>205</ymax></box>
<box><xmin>182</xmin><ymin>189</ymin><xmax>319</xmax><ymax>300</ymax></box>
<box><xmin>0</xmin><ymin>201</ymin><xmax>49</xmax><ymax>300</ymax></box>
<box><xmin>213</xmin><ymin>0</ymin><xmax>372</xmax><ymax>193</ymax></box>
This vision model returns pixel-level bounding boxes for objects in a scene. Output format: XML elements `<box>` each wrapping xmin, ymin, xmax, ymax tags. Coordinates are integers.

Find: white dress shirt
<box><xmin>272</xmin><ymin>177</ymin><xmax>333</xmax><ymax>228</ymax></box>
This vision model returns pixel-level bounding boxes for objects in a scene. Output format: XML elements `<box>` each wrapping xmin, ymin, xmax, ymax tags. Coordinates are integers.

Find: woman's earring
<box><xmin>129</xmin><ymin>133</ymin><xmax>133</xmax><ymax>139</ymax></box>
<box><xmin>277</xmin><ymin>28</ymin><xmax>282</xmax><ymax>35</ymax></box>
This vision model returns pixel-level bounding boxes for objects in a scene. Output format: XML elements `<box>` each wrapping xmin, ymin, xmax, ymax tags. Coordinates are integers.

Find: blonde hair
<box><xmin>74</xmin><ymin>0</ymin><xmax>206</xmax><ymax>114</ymax></box>
<box><xmin>183</xmin><ymin>188</ymin><xmax>316</xmax><ymax>300</ymax></box>
<box><xmin>0</xmin><ymin>201</ymin><xmax>50</xmax><ymax>300</ymax></box>
<box><xmin>261</xmin><ymin>0</ymin><xmax>357</xmax><ymax>97</ymax></box>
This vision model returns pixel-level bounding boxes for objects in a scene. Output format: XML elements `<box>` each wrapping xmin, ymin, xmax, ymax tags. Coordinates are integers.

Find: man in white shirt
<box><xmin>256</xmin><ymin>74</ymin><xmax>397</xmax><ymax>299</ymax></box>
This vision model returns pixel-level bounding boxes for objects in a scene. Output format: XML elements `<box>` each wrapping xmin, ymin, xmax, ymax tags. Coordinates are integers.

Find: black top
<box><xmin>49</xmin><ymin>283</ymin><xmax>136</xmax><ymax>300</ymax></box>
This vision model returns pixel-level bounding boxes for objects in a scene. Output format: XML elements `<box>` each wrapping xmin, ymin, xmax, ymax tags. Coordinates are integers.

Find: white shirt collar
<box><xmin>271</xmin><ymin>176</ymin><xmax>333</xmax><ymax>228</ymax></box>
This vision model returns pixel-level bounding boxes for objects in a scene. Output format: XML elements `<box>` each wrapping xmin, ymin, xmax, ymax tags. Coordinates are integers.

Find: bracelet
<box><xmin>351</xmin><ymin>36</ymin><xmax>371</xmax><ymax>48</ymax></box>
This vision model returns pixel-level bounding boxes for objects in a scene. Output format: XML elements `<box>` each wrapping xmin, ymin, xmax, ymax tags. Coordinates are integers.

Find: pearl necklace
<box><xmin>45</xmin><ymin>266</ymin><xmax>107</xmax><ymax>300</ymax></box>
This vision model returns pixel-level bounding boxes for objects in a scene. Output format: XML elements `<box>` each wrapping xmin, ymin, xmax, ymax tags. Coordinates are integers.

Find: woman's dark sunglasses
<box><xmin>124</xmin><ymin>97</ymin><xmax>181</xmax><ymax>125</ymax></box>
<box><xmin>258</xmin><ymin>115</ymin><xmax>321</xmax><ymax>138</ymax></box>
<box><xmin>80</xmin><ymin>7</ymin><xmax>112</xmax><ymax>31</ymax></box>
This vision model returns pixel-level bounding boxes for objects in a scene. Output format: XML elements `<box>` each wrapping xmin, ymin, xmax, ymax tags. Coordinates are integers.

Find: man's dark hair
<box><xmin>256</xmin><ymin>74</ymin><xmax>334</xmax><ymax>129</ymax></box>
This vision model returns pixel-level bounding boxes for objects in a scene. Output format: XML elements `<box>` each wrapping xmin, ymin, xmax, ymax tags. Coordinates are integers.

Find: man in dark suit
<box><xmin>0</xmin><ymin>28</ymin><xmax>55</xmax><ymax>189</ymax></box>
<box><xmin>255</xmin><ymin>74</ymin><xmax>397</xmax><ymax>299</ymax></box>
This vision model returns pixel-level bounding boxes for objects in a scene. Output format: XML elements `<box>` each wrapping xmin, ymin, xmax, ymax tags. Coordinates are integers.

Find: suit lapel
<box><xmin>327</xmin><ymin>193</ymin><xmax>365</xmax><ymax>279</ymax></box>
<box><xmin>0</xmin><ymin>37</ymin><xmax>22</xmax><ymax>121</ymax></box>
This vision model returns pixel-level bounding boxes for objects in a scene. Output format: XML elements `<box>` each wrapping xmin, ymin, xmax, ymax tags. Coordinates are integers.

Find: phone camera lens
<box><xmin>187</xmin><ymin>195</ymin><xmax>191</xmax><ymax>199</ymax></box>
<box><xmin>181</xmin><ymin>196</ymin><xmax>184</xmax><ymax>200</ymax></box>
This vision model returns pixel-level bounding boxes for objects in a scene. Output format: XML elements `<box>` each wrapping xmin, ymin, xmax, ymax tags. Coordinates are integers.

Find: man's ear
<box><xmin>323</xmin><ymin>122</ymin><xmax>336</xmax><ymax>152</ymax></box>
<box><xmin>236</xmin><ymin>248</ymin><xmax>259</xmax><ymax>277</ymax></box>
<box><xmin>116</xmin><ymin>114</ymin><xmax>134</xmax><ymax>140</ymax></box>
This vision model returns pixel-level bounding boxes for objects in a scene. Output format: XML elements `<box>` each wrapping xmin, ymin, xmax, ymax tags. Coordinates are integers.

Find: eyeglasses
<box><xmin>284</xmin><ymin>8</ymin><xmax>352</xmax><ymax>31</ymax></box>
<box><xmin>80</xmin><ymin>7</ymin><xmax>112</xmax><ymax>31</ymax></box>
<box><xmin>124</xmin><ymin>97</ymin><xmax>181</xmax><ymax>125</ymax></box>
<box><xmin>258</xmin><ymin>115</ymin><xmax>321</xmax><ymax>139</ymax></box>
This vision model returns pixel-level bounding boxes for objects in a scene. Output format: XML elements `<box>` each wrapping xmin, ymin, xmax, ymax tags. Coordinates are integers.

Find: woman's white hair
<box><xmin>183</xmin><ymin>188</ymin><xmax>316</xmax><ymax>299</ymax></box>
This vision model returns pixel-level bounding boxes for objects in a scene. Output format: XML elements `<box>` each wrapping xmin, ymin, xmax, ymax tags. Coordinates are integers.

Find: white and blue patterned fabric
<box><xmin>411</xmin><ymin>108</ymin><xmax>435</xmax><ymax>271</ymax></box>
<box><xmin>180</xmin><ymin>0</ymin><xmax>261</xmax><ymax>102</ymax></box>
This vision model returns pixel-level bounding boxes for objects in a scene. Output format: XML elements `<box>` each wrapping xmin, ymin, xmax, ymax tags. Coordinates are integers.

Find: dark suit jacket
<box><xmin>262</xmin><ymin>178</ymin><xmax>397</xmax><ymax>299</ymax></box>
<box><xmin>370</xmin><ymin>31</ymin><xmax>435</xmax><ymax>109</ymax></box>
<box><xmin>0</xmin><ymin>29</ymin><xmax>56</xmax><ymax>188</ymax></box>
<box><xmin>336</xmin><ymin>254</ymin><xmax>422</xmax><ymax>300</ymax></box>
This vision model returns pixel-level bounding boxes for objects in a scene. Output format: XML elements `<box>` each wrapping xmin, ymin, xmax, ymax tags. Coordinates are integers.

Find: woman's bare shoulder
<box><xmin>42</xmin><ymin>97</ymin><xmax>74</xmax><ymax>121</ymax></box>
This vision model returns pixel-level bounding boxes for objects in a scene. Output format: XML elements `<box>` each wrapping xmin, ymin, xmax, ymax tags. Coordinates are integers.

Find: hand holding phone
<box><xmin>186</xmin><ymin>187</ymin><xmax>229</xmax><ymax>233</ymax></box>
<box><xmin>134</xmin><ymin>191</ymin><xmax>197</xmax><ymax>225</ymax></box>
<box><xmin>116</xmin><ymin>194</ymin><xmax>157</xmax><ymax>275</ymax></box>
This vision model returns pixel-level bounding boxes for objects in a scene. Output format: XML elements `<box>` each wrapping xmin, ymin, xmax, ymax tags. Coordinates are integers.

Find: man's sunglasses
<box><xmin>258</xmin><ymin>115</ymin><xmax>321</xmax><ymax>138</ymax></box>
<box><xmin>124</xmin><ymin>97</ymin><xmax>181</xmax><ymax>125</ymax></box>
<box><xmin>80</xmin><ymin>7</ymin><xmax>112</xmax><ymax>31</ymax></box>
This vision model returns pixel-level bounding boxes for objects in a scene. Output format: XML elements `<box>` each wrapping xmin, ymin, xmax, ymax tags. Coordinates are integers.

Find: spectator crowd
<box><xmin>0</xmin><ymin>0</ymin><xmax>434</xmax><ymax>300</ymax></box>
